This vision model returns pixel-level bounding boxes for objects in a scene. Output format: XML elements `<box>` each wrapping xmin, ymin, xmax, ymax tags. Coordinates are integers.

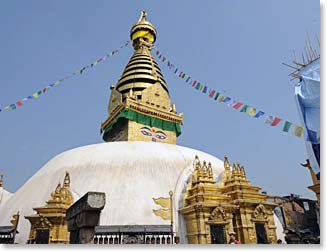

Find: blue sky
<box><xmin>0</xmin><ymin>0</ymin><xmax>319</xmax><ymax>199</ymax></box>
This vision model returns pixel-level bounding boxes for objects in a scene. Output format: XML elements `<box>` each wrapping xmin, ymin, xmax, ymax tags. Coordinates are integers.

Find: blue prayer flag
<box><xmin>254</xmin><ymin>111</ymin><xmax>265</xmax><ymax>118</ymax></box>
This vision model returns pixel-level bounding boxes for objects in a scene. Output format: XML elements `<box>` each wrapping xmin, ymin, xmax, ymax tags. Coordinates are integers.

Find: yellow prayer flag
<box><xmin>293</xmin><ymin>125</ymin><xmax>304</xmax><ymax>138</ymax></box>
<box><xmin>32</xmin><ymin>93</ymin><xmax>39</xmax><ymax>99</ymax></box>
<box><xmin>153</xmin><ymin>209</ymin><xmax>171</xmax><ymax>221</ymax></box>
<box><xmin>199</xmin><ymin>85</ymin><xmax>203</xmax><ymax>91</ymax></box>
<box><xmin>54</xmin><ymin>81</ymin><xmax>60</xmax><ymax>86</ymax></box>
<box><xmin>153</xmin><ymin>197</ymin><xmax>171</xmax><ymax>209</ymax></box>
<box><xmin>247</xmin><ymin>107</ymin><xmax>256</xmax><ymax>116</ymax></box>
<box><xmin>4</xmin><ymin>106</ymin><xmax>10</xmax><ymax>111</ymax></box>
<box><xmin>218</xmin><ymin>94</ymin><xmax>225</xmax><ymax>102</ymax></box>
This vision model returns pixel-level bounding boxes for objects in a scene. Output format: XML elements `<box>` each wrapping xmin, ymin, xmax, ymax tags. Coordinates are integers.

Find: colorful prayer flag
<box><xmin>199</xmin><ymin>84</ymin><xmax>204</xmax><ymax>91</ymax></box>
<box><xmin>271</xmin><ymin>117</ymin><xmax>282</xmax><ymax>126</ymax></box>
<box><xmin>202</xmin><ymin>86</ymin><xmax>207</xmax><ymax>93</ymax></box>
<box><xmin>293</xmin><ymin>125</ymin><xmax>304</xmax><ymax>138</ymax></box>
<box><xmin>156</xmin><ymin>50</ymin><xmax>160</xmax><ymax>55</ymax></box>
<box><xmin>240</xmin><ymin>105</ymin><xmax>249</xmax><ymax>113</ymax></box>
<box><xmin>223</xmin><ymin>97</ymin><xmax>231</xmax><ymax>103</ymax></box>
<box><xmin>16</xmin><ymin>101</ymin><xmax>23</xmax><ymax>107</ymax></box>
<box><xmin>282</xmin><ymin>121</ymin><xmax>292</xmax><ymax>132</ymax></box>
<box><xmin>54</xmin><ymin>81</ymin><xmax>60</xmax><ymax>86</ymax></box>
<box><xmin>42</xmin><ymin>88</ymin><xmax>47</xmax><ymax>93</ymax></box>
<box><xmin>214</xmin><ymin>92</ymin><xmax>220</xmax><ymax>100</ymax></box>
<box><xmin>209</xmin><ymin>90</ymin><xmax>216</xmax><ymax>98</ymax></box>
<box><xmin>192</xmin><ymin>80</ymin><xmax>197</xmax><ymax>87</ymax></box>
<box><xmin>4</xmin><ymin>106</ymin><xmax>10</xmax><ymax>111</ymax></box>
<box><xmin>254</xmin><ymin>111</ymin><xmax>265</xmax><ymax>118</ymax></box>
<box><xmin>32</xmin><ymin>93</ymin><xmax>39</xmax><ymax>99</ymax></box>
<box><xmin>218</xmin><ymin>94</ymin><xmax>225</xmax><ymax>102</ymax></box>
<box><xmin>10</xmin><ymin>104</ymin><xmax>16</xmax><ymax>110</ymax></box>
<box><xmin>265</xmin><ymin>115</ymin><xmax>274</xmax><ymax>125</ymax></box>
<box><xmin>195</xmin><ymin>82</ymin><xmax>201</xmax><ymax>90</ymax></box>
<box><xmin>233</xmin><ymin>102</ymin><xmax>243</xmax><ymax>109</ymax></box>
<box><xmin>186</xmin><ymin>76</ymin><xmax>191</xmax><ymax>82</ymax></box>
<box><xmin>174</xmin><ymin>68</ymin><xmax>178</xmax><ymax>74</ymax></box>
<box><xmin>247</xmin><ymin>107</ymin><xmax>256</xmax><ymax>116</ymax></box>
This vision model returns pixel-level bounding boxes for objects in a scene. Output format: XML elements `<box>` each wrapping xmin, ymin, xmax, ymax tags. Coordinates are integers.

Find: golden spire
<box><xmin>224</xmin><ymin>155</ymin><xmax>231</xmax><ymax>172</ymax></box>
<box><xmin>116</xmin><ymin>10</ymin><xmax>167</xmax><ymax>97</ymax></box>
<box><xmin>63</xmin><ymin>171</ymin><xmax>70</xmax><ymax>188</ymax></box>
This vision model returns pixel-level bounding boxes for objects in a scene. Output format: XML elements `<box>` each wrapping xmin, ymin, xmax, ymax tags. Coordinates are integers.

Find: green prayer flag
<box><xmin>283</xmin><ymin>121</ymin><xmax>292</xmax><ymax>132</ymax></box>
<box><xmin>240</xmin><ymin>105</ymin><xmax>248</xmax><ymax>113</ymax></box>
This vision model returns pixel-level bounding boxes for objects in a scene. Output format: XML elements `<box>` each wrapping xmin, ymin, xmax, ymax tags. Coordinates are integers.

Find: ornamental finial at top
<box><xmin>139</xmin><ymin>9</ymin><xmax>147</xmax><ymax>22</ymax></box>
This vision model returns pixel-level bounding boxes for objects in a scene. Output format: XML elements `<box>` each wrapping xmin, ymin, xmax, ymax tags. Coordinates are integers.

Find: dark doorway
<box><xmin>210</xmin><ymin>225</ymin><xmax>226</xmax><ymax>244</ymax></box>
<box><xmin>35</xmin><ymin>229</ymin><xmax>49</xmax><ymax>244</ymax></box>
<box><xmin>255</xmin><ymin>223</ymin><xmax>268</xmax><ymax>244</ymax></box>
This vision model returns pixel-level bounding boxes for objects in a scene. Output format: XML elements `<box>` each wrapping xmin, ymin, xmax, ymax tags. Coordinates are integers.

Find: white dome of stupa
<box><xmin>0</xmin><ymin>187</ymin><xmax>12</xmax><ymax>207</ymax></box>
<box><xmin>0</xmin><ymin>141</ymin><xmax>224</xmax><ymax>243</ymax></box>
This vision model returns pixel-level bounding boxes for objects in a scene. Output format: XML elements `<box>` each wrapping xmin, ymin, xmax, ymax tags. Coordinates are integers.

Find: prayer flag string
<box><xmin>0</xmin><ymin>41</ymin><xmax>130</xmax><ymax>113</ymax></box>
<box><xmin>154</xmin><ymin>48</ymin><xmax>313</xmax><ymax>141</ymax></box>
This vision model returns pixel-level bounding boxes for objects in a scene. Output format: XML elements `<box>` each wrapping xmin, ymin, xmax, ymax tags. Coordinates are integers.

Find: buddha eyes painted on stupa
<box><xmin>140</xmin><ymin>126</ymin><xmax>167</xmax><ymax>142</ymax></box>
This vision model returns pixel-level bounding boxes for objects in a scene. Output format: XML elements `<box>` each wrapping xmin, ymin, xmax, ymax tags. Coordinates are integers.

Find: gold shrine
<box><xmin>25</xmin><ymin>173</ymin><xmax>73</xmax><ymax>244</ymax></box>
<box><xmin>180</xmin><ymin>155</ymin><xmax>278</xmax><ymax>244</ymax></box>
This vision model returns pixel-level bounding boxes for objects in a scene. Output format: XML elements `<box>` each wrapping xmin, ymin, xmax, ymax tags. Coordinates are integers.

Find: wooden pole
<box><xmin>169</xmin><ymin>190</ymin><xmax>173</xmax><ymax>244</ymax></box>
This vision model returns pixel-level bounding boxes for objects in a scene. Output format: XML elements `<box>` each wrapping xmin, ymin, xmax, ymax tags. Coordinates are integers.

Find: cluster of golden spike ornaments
<box><xmin>101</xmin><ymin>10</ymin><xmax>183</xmax><ymax>144</ymax></box>
<box><xmin>25</xmin><ymin>173</ymin><xmax>73</xmax><ymax>244</ymax></box>
<box><xmin>180</xmin><ymin>155</ymin><xmax>278</xmax><ymax>244</ymax></box>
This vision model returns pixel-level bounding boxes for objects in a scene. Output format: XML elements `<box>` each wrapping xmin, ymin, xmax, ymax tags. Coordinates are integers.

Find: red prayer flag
<box><xmin>271</xmin><ymin>117</ymin><xmax>282</xmax><ymax>126</ymax></box>
<box><xmin>179</xmin><ymin>72</ymin><xmax>183</xmax><ymax>77</ymax></box>
<box><xmin>209</xmin><ymin>90</ymin><xmax>216</xmax><ymax>98</ymax></box>
<box><xmin>192</xmin><ymin>80</ymin><xmax>197</xmax><ymax>87</ymax></box>
<box><xmin>16</xmin><ymin>101</ymin><xmax>23</xmax><ymax>107</ymax></box>
<box><xmin>233</xmin><ymin>102</ymin><xmax>243</xmax><ymax>109</ymax></box>
<box><xmin>42</xmin><ymin>88</ymin><xmax>47</xmax><ymax>93</ymax></box>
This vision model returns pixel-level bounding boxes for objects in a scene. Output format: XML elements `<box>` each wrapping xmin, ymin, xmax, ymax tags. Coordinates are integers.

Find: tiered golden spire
<box><xmin>116</xmin><ymin>10</ymin><xmax>168</xmax><ymax>97</ymax></box>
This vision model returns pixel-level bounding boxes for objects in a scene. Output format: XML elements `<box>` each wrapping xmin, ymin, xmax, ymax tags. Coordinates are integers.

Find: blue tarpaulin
<box><xmin>295</xmin><ymin>58</ymin><xmax>320</xmax><ymax>173</ymax></box>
